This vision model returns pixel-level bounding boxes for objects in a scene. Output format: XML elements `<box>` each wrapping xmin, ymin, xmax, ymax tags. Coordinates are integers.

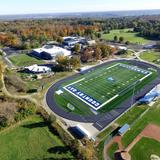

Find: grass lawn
<box><xmin>96</xmin><ymin>140</ymin><xmax>106</xmax><ymax>160</ymax></box>
<box><xmin>0</xmin><ymin>116</ymin><xmax>74</xmax><ymax>160</ymax></box>
<box><xmin>96</xmin><ymin>105</ymin><xmax>160</xmax><ymax>160</ymax></box>
<box><xmin>130</xmin><ymin>137</ymin><xmax>160</xmax><ymax>160</ymax></box>
<box><xmin>96</xmin><ymin>105</ymin><xmax>148</xmax><ymax>160</ymax></box>
<box><xmin>116</xmin><ymin>105</ymin><xmax>147</xmax><ymax>126</ymax></box>
<box><xmin>122</xmin><ymin>106</ymin><xmax>160</xmax><ymax>148</ymax></box>
<box><xmin>9</xmin><ymin>54</ymin><xmax>44</xmax><ymax>67</ymax></box>
<box><xmin>108</xmin><ymin>143</ymin><xmax>118</xmax><ymax>160</ymax></box>
<box><xmin>140</xmin><ymin>50</ymin><xmax>160</xmax><ymax>65</ymax></box>
<box><xmin>97</xmin><ymin>126</ymin><xmax>114</xmax><ymax>140</ymax></box>
<box><xmin>102</xmin><ymin>28</ymin><xmax>150</xmax><ymax>44</ymax></box>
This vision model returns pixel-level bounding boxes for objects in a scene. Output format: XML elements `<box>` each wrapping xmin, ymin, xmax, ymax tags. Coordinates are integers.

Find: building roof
<box><xmin>118</xmin><ymin>46</ymin><xmax>127</xmax><ymax>50</ymax></box>
<box><xmin>139</xmin><ymin>86</ymin><xmax>160</xmax><ymax>103</ymax></box>
<box><xmin>33</xmin><ymin>45</ymin><xmax>71</xmax><ymax>57</ymax></box>
<box><xmin>76</xmin><ymin>124</ymin><xmax>91</xmax><ymax>138</ymax></box>
<box><xmin>118</xmin><ymin>124</ymin><xmax>130</xmax><ymax>135</ymax></box>
<box><xmin>25</xmin><ymin>64</ymin><xmax>51</xmax><ymax>73</ymax></box>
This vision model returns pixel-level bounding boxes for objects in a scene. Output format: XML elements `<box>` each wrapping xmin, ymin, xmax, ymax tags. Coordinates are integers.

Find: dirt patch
<box><xmin>103</xmin><ymin>136</ymin><xmax>123</xmax><ymax>160</ymax></box>
<box><xmin>141</xmin><ymin>124</ymin><xmax>160</xmax><ymax>141</ymax></box>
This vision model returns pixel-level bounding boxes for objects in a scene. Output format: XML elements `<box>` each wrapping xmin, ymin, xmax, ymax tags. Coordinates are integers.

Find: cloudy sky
<box><xmin>0</xmin><ymin>0</ymin><xmax>160</xmax><ymax>15</ymax></box>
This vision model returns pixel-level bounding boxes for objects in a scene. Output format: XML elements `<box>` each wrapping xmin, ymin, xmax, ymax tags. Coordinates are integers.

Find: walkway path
<box><xmin>0</xmin><ymin>64</ymin><xmax>39</xmax><ymax>106</ymax></box>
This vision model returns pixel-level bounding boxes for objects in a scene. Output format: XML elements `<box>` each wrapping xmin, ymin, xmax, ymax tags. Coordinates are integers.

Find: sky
<box><xmin>0</xmin><ymin>0</ymin><xmax>160</xmax><ymax>15</ymax></box>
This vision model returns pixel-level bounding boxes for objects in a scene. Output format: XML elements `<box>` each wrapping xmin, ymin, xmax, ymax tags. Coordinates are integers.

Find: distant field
<box><xmin>9</xmin><ymin>54</ymin><xmax>44</xmax><ymax>67</ymax></box>
<box><xmin>140</xmin><ymin>51</ymin><xmax>160</xmax><ymax>65</ymax></box>
<box><xmin>55</xmin><ymin>61</ymin><xmax>156</xmax><ymax>115</ymax></box>
<box><xmin>102</xmin><ymin>29</ymin><xmax>150</xmax><ymax>44</ymax></box>
<box><xmin>130</xmin><ymin>137</ymin><xmax>160</xmax><ymax>160</ymax></box>
<box><xmin>0</xmin><ymin>116</ymin><xmax>74</xmax><ymax>160</ymax></box>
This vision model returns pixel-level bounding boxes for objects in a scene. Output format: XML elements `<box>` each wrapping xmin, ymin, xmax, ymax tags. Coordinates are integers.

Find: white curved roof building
<box><xmin>25</xmin><ymin>64</ymin><xmax>51</xmax><ymax>73</ymax></box>
<box><xmin>32</xmin><ymin>45</ymin><xmax>71</xmax><ymax>60</ymax></box>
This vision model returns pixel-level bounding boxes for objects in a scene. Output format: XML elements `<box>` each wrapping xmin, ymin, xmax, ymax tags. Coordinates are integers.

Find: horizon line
<box><xmin>0</xmin><ymin>8</ymin><xmax>160</xmax><ymax>16</ymax></box>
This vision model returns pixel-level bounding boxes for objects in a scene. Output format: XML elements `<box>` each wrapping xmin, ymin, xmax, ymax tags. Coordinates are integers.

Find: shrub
<box><xmin>27</xmin><ymin>89</ymin><xmax>37</xmax><ymax>93</ymax></box>
<box><xmin>0</xmin><ymin>116</ymin><xmax>8</xmax><ymax>128</ymax></box>
<box><xmin>15</xmin><ymin>104</ymin><xmax>36</xmax><ymax>122</ymax></box>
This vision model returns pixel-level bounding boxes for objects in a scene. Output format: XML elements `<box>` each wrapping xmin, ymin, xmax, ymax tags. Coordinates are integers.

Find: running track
<box><xmin>46</xmin><ymin>60</ymin><xmax>160</xmax><ymax>131</ymax></box>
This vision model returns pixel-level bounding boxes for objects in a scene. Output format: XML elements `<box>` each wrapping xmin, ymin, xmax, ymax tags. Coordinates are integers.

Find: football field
<box><xmin>61</xmin><ymin>63</ymin><xmax>152</xmax><ymax>111</ymax></box>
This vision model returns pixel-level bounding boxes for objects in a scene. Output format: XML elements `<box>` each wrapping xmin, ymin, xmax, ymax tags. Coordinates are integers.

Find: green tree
<box><xmin>119</xmin><ymin>36</ymin><xmax>124</xmax><ymax>43</ymax></box>
<box><xmin>97</xmin><ymin>33</ymin><xmax>102</xmax><ymax>39</ymax></box>
<box><xmin>0</xmin><ymin>116</ymin><xmax>8</xmax><ymax>128</ymax></box>
<box><xmin>114</xmin><ymin>35</ymin><xmax>118</xmax><ymax>42</ymax></box>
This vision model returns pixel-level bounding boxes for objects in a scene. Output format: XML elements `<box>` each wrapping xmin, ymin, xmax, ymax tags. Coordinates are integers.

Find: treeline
<box><xmin>0</xmin><ymin>15</ymin><xmax>160</xmax><ymax>49</ymax></box>
<box><xmin>134</xmin><ymin>19</ymin><xmax>160</xmax><ymax>39</ymax></box>
<box><xmin>39</xmin><ymin>109</ymin><xmax>97</xmax><ymax>160</ymax></box>
<box><xmin>54</xmin><ymin>43</ymin><xmax>116</xmax><ymax>70</ymax></box>
<box><xmin>0</xmin><ymin>19</ymin><xmax>100</xmax><ymax>49</ymax></box>
<box><xmin>102</xmin><ymin>16</ymin><xmax>160</xmax><ymax>40</ymax></box>
<box><xmin>81</xmin><ymin>43</ymin><xmax>116</xmax><ymax>62</ymax></box>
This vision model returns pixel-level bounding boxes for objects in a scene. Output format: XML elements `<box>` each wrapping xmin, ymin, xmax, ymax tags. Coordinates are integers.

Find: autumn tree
<box><xmin>57</xmin><ymin>36</ymin><xmax>64</xmax><ymax>44</ymax></box>
<box><xmin>94</xmin><ymin>46</ymin><xmax>102</xmax><ymax>60</ymax></box>
<box><xmin>73</xmin><ymin>43</ymin><xmax>81</xmax><ymax>53</ymax></box>
<box><xmin>100</xmin><ymin>44</ymin><xmax>110</xmax><ymax>58</ymax></box>
<box><xmin>81</xmin><ymin>48</ymin><xmax>93</xmax><ymax>63</ymax></box>
<box><xmin>56</xmin><ymin>55</ymin><xmax>69</xmax><ymax>67</ymax></box>
<box><xmin>69</xmin><ymin>56</ymin><xmax>80</xmax><ymax>69</ymax></box>
<box><xmin>80</xmin><ymin>139</ymin><xmax>97</xmax><ymax>160</ymax></box>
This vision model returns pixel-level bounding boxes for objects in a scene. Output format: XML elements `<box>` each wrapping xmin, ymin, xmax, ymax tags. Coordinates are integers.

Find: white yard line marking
<box><xmin>96</xmin><ymin>94</ymin><xmax>119</xmax><ymax>110</ymax></box>
<box><xmin>64</xmin><ymin>78</ymin><xmax>85</xmax><ymax>87</ymax></box>
<box><xmin>63</xmin><ymin>63</ymin><xmax>152</xmax><ymax>111</ymax></box>
<box><xmin>139</xmin><ymin>72</ymin><xmax>152</xmax><ymax>81</ymax></box>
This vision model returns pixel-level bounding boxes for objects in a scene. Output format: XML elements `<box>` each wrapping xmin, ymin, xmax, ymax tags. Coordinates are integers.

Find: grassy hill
<box><xmin>102</xmin><ymin>29</ymin><xmax>150</xmax><ymax>44</ymax></box>
<box><xmin>0</xmin><ymin>116</ymin><xmax>74</xmax><ymax>160</ymax></box>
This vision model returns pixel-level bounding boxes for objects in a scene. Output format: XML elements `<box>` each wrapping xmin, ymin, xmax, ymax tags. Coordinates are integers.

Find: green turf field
<box><xmin>9</xmin><ymin>54</ymin><xmax>44</xmax><ymax>67</ymax></box>
<box><xmin>0</xmin><ymin>116</ymin><xmax>74</xmax><ymax>160</ymax></box>
<box><xmin>102</xmin><ymin>28</ymin><xmax>150</xmax><ymax>44</ymax></box>
<box><xmin>54</xmin><ymin>61</ymin><xmax>157</xmax><ymax>115</ymax></box>
<box><xmin>130</xmin><ymin>137</ymin><xmax>160</xmax><ymax>160</ymax></box>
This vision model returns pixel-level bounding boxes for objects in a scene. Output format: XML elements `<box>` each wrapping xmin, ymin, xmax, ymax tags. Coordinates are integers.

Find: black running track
<box><xmin>46</xmin><ymin>60</ymin><xmax>160</xmax><ymax>131</ymax></box>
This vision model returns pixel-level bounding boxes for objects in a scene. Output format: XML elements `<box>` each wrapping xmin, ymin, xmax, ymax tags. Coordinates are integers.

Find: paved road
<box><xmin>46</xmin><ymin>59</ymin><xmax>160</xmax><ymax>131</ymax></box>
